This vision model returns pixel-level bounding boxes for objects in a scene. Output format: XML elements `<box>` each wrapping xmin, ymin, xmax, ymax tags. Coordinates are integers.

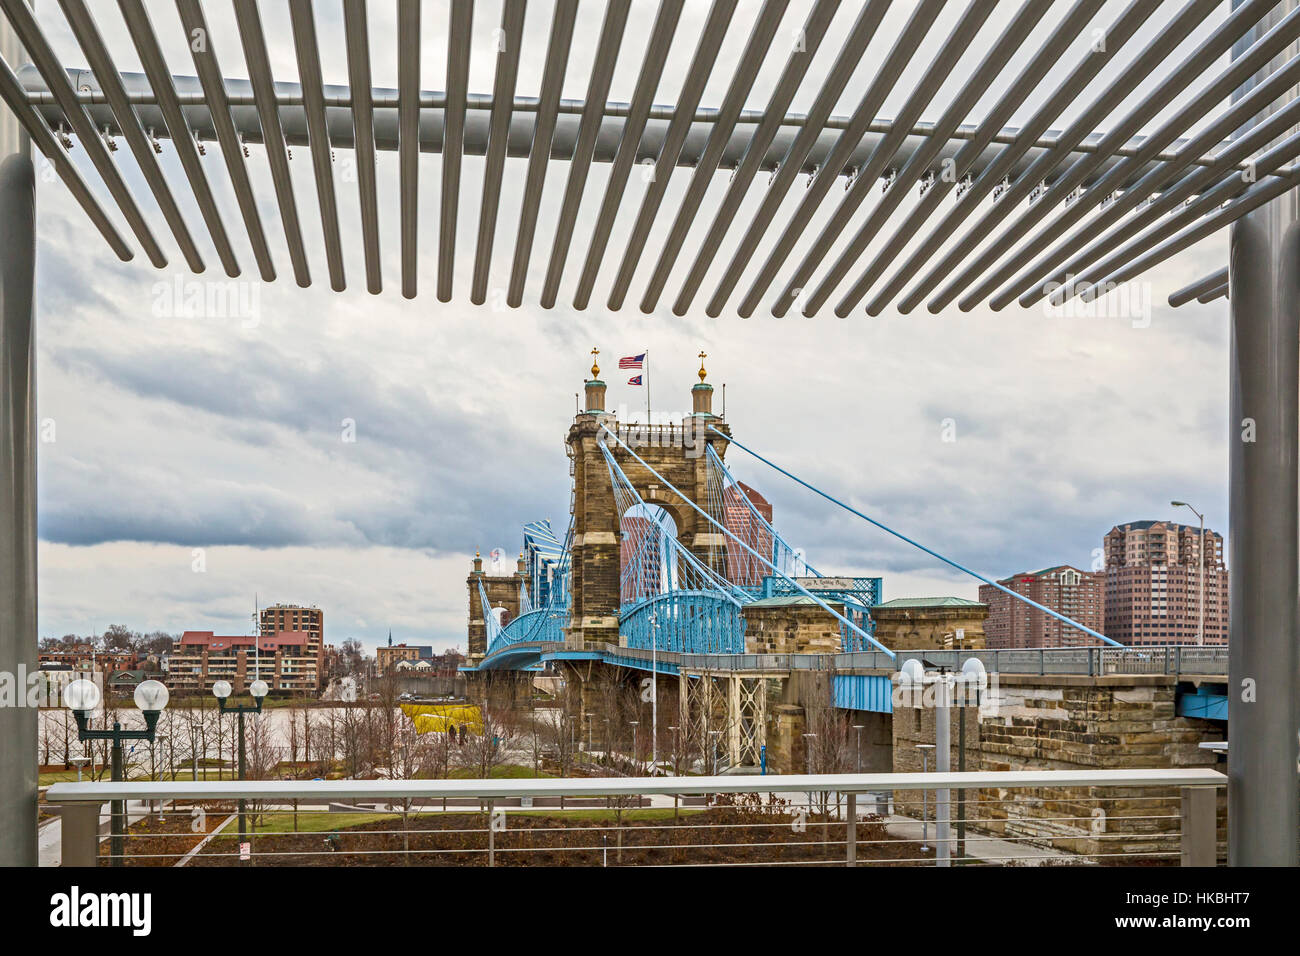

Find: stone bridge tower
<box><xmin>565</xmin><ymin>351</ymin><xmax>732</xmax><ymax>648</ymax></box>
<box><xmin>466</xmin><ymin>551</ymin><xmax>527</xmax><ymax>661</ymax></box>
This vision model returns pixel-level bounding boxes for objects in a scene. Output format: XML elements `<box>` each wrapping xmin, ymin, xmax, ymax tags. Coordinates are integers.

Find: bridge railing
<box><xmin>829</xmin><ymin>646</ymin><xmax>1229</xmax><ymax>676</ymax></box>
<box><xmin>46</xmin><ymin>768</ymin><xmax>1224</xmax><ymax>868</ymax></box>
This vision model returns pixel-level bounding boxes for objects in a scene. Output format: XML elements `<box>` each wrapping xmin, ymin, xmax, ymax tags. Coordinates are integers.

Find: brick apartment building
<box><xmin>1103</xmin><ymin>520</ymin><xmax>1228</xmax><ymax>645</ymax></box>
<box><xmin>259</xmin><ymin>604</ymin><xmax>324</xmax><ymax>686</ymax></box>
<box><xmin>980</xmin><ymin>566</ymin><xmax>1105</xmax><ymax>648</ymax></box>
<box><xmin>168</xmin><ymin>631</ymin><xmax>318</xmax><ymax>696</ymax></box>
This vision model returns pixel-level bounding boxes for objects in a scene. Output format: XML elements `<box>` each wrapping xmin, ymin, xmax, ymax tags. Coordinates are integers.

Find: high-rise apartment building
<box><xmin>980</xmin><ymin>565</ymin><xmax>1105</xmax><ymax>648</ymax></box>
<box><xmin>1103</xmin><ymin>520</ymin><xmax>1227</xmax><ymax>645</ymax></box>
<box><xmin>260</xmin><ymin>604</ymin><xmax>324</xmax><ymax>684</ymax></box>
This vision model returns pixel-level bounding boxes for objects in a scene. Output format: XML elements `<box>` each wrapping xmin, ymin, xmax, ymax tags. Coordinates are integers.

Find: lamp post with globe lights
<box><xmin>63</xmin><ymin>677</ymin><xmax>169</xmax><ymax>867</ymax></box>
<box><xmin>213</xmin><ymin>678</ymin><xmax>268</xmax><ymax>859</ymax></box>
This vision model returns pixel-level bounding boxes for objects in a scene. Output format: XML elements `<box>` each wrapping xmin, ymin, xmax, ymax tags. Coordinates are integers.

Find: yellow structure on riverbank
<box><xmin>399</xmin><ymin>702</ymin><xmax>482</xmax><ymax>735</ymax></box>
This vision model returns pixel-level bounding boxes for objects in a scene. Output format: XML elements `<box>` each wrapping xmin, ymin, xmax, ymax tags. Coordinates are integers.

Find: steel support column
<box><xmin>1227</xmin><ymin>0</ymin><xmax>1300</xmax><ymax>867</ymax></box>
<box><xmin>0</xmin><ymin>8</ymin><xmax>35</xmax><ymax>868</ymax></box>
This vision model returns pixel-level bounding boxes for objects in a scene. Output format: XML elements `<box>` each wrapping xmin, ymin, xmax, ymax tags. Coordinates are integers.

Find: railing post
<box><xmin>60</xmin><ymin>803</ymin><xmax>102</xmax><ymax>867</ymax></box>
<box><xmin>1180</xmin><ymin>786</ymin><xmax>1216</xmax><ymax>867</ymax></box>
<box><xmin>846</xmin><ymin>792</ymin><xmax>857</xmax><ymax>867</ymax></box>
<box><xmin>487</xmin><ymin>799</ymin><xmax>495</xmax><ymax>867</ymax></box>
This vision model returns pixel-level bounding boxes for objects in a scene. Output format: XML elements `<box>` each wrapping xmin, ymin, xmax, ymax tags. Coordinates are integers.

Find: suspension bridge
<box><xmin>465</xmin><ymin>356</ymin><xmax>1118</xmax><ymax>684</ymax></box>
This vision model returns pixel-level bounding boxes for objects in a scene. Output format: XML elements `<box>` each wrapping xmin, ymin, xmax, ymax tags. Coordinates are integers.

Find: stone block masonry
<box><xmin>891</xmin><ymin>673</ymin><xmax>1224</xmax><ymax>859</ymax></box>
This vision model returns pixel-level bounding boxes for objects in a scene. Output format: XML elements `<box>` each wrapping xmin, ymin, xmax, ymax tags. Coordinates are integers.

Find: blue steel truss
<box><xmin>619</xmin><ymin>591</ymin><xmax>747</xmax><ymax>655</ymax></box>
<box><xmin>485</xmin><ymin>519</ymin><xmax>572</xmax><ymax>657</ymax></box>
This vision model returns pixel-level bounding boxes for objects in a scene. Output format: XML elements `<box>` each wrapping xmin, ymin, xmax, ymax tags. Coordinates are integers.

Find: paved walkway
<box><xmin>39</xmin><ymin>800</ymin><xmax>151</xmax><ymax>867</ymax></box>
<box><xmin>882</xmin><ymin>814</ymin><xmax>1080</xmax><ymax>865</ymax></box>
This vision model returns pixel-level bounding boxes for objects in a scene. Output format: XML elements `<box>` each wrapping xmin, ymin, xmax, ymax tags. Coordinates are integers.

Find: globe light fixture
<box><xmin>63</xmin><ymin>678</ymin><xmax>101</xmax><ymax>713</ymax></box>
<box><xmin>63</xmin><ymin>673</ymin><xmax>169</xmax><ymax>867</ymax></box>
<box><xmin>212</xmin><ymin>679</ymin><xmax>233</xmax><ymax>699</ymax></box>
<box><xmin>133</xmin><ymin>679</ymin><xmax>170</xmax><ymax>713</ymax></box>
<box><xmin>249</xmin><ymin>679</ymin><xmax>269</xmax><ymax>699</ymax></box>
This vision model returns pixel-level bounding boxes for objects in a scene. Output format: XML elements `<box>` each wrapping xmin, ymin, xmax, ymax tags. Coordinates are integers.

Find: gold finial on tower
<box><xmin>697</xmin><ymin>350</ymin><xmax>708</xmax><ymax>383</ymax></box>
<box><xmin>590</xmin><ymin>347</ymin><xmax>601</xmax><ymax>379</ymax></box>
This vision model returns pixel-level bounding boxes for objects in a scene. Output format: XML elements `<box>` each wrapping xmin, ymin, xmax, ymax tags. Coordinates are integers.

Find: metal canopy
<box><xmin>4</xmin><ymin>1</ymin><xmax>1293</xmax><ymax>312</ymax></box>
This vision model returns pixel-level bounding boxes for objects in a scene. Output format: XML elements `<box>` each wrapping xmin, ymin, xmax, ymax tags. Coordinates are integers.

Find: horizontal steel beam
<box><xmin>20</xmin><ymin>67</ymin><xmax>1225</xmax><ymax>184</ymax></box>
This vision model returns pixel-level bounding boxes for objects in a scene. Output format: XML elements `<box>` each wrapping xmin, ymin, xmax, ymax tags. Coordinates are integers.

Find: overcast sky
<box><xmin>27</xmin><ymin>1</ymin><xmax>1234</xmax><ymax>653</ymax></box>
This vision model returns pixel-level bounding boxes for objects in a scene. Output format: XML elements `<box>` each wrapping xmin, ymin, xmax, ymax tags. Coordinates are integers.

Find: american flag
<box><xmin>618</xmin><ymin>353</ymin><xmax>645</xmax><ymax>370</ymax></box>
<box><xmin>628</xmin><ymin>375</ymin><xmax>642</xmax><ymax>386</ymax></box>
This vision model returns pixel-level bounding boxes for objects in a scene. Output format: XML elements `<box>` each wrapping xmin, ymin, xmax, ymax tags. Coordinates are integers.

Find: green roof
<box><xmin>872</xmin><ymin>596</ymin><xmax>984</xmax><ymax>609</ymax></box>
<box><xmin>745</xmin><ymin>595</ymin><xmax>843</xmax><ymax>608</ymax></box>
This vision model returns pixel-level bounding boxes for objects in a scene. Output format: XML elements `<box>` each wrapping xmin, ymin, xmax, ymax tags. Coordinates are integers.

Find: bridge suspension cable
<box><xmin>598</xmin><ymin>426</ymin><xmax>892</xmax><ymax>657</ymax></box>
<box><xmin>704</xmin><ymin>443</ymin><xmax>817</xmax><ymax>581</ymax></box>
<box><xmin>710</xmin><ymin>427</ymin><xmax>1121</xmax><ymax>648</ymax></box>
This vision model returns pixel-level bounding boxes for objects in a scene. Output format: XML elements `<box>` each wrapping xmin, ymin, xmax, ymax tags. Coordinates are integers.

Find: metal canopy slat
<box><xmin>990</xmin><ymin>5</ymin><xmax>1300</xmax><ymax>311</ymax></box>
<box><xmin>776</xmin><ymin>0</ymin><xmax>1055</xmax><ymax>319</ymax></box>
<box><xmin>1013</xmin><ymin>45</ymin><xmax>1300</xmax><ymax>309</ymax></box>
<box><xmin>1</xmin><ymin>0</ymin><xmax>1285</xmax><ymax>316</ymax></box>
<box><xmin>1</xmin><ymin>0</ymin><xmax>165</xmax><ymax>266</ymax></box>
<box><xmin>57</xmin><ymin>0</ymin><xmax>204</xmax><ymax>273</ymax></box>
<box><xmin>1034</xmin><ymin>94</ymin><xmax>1300</xmax><ymax>309</ymax></box>
<box><xmin>232</xmin><ymin>0</ymin><xmax>310</xmax><ymax>288</ymax></box>
<box><xmin>0</xmin><ymin>53</ymin><xmax>131</xmax><ymax>259</ymax></box>
<box><xmin>893</xmin><ymin>0</ymin><xmax>1222</xmax><ymax>316</ymax></box>
<box><xmin>757</xmin><ymin>0</ymin><xmax>1009</xmax><ymax>318</ymax></box>
<box><xmin>838</xmin><ymin>0</ymin><xmax>1115</xmax><ymax>318</ymax></box>
<box><xmin>535</xmin><ymin>0</ymin><xmax>632</xmax><ymax>309</ymax></box>
<box><xmin>649</xmin><ymin>0</ymin><xmax>840</xmax><ymax>315</ymax></box>
<box><xmin>175</xmin><ymin>0</ymin><xmax>275</xmax><ymax>281</ymax></box>
<box><xmin>438</xmin><ymin>0</ymin><xmax>474</xmax><ymax>303</ymax></box>
<box><xmin>937</xmin><ymin>0</ymin><xmax>1280</xmax><ymax>313</ymax></box>
<box><xmin>606</xmin><ymin>0</ymin><xmax>772</xmax><ymax>312</ymax></box>
<box><xmin>505</xmin><ymin>0</ymin><xmax>577</xmax><ymax>308</ymax></box>
<box><xmin>342</xmin><ymin>0</ymin><xmax>381</xmax><ymax>294</ymax></box>
<box><xmin>1170</xmin><ymin>269</ymin><xmax>1230</xmax><ymax>307</ymax></box>
<box><xmin>397</xmin><ymin>0</ymin><xmax>421</xmax><ymax>299</ymax></box>
<box><xmin>1058</xmin><ymin>127</ymin><xmax>1300</xmax><ymax>303</ymax></box>
<box><xmin>1083</xmin><ymin>160</ymin><xmax>1300</xmax><ymax>299</ymax></box>
<box><xmin>116</xmin><ymin>0</ymin><xmax>239</xmax><ymax>277</ymax></box>
<box><xmin>288</xmin><ymin>0</ymin><xmax>345</xmax><ymax>292</ymax></box>
<box><xmin>565</xmin><ymin>0</ymin><xmax>687</xmax><ymax>311</ymax></box>
<box><xmin>471</xmin><ymin>0</ymin><xmax>526</xmax><ymax>306</ymax></box>
<box><xmin>696</xmin><ymin>0</ymin><xmax>905</xmax><ymax>317</ymax></box>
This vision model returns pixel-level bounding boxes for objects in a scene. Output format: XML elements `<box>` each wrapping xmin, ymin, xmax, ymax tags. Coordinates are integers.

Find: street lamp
<box><xmin>213</xmin><ymin>678</ymin><xmax>268</xmax><ymax>861</ymax></box>
<box><xmin>64</xmin><ymin>677</ymin><xmax>169</xmax><ymax>867</ymax></box>
<box><xmin>1171</xmin><ymin>501</ymin><xmax>1207</xmax><ymax>646</ymax></box>
<box><xmin>853</xmin><ymin>723</ymin><xmax>865</xmax><ymax>772</ymax></box>
<box><xmin>628</xmin><ymin>720</ymin><xmax>639</xmax><ymax>774</ymax></box>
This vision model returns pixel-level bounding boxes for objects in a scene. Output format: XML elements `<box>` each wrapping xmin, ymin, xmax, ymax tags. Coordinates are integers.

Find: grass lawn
<box><xmin>447</xmin><ymin>764</ymin><xmax>552</xmax><ymax>779</ymax></box>
<box><xmin>218</xmin><ymin>805</ymin><xmax>704</xmax><ymax>838</ymax></box>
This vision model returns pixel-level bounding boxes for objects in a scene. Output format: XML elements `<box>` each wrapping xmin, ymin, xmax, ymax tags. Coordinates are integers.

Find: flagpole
<box><xmin>646</xmin><ymin>350</ymin><xmax>651</xmax><ymax>424</ymax></box>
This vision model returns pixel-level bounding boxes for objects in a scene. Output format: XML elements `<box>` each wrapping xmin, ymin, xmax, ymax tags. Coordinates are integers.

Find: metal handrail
<box><xmin>45</xmin><ymin>767</ymin><xmax>1226</xmax><ymax>803</ymax></box>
